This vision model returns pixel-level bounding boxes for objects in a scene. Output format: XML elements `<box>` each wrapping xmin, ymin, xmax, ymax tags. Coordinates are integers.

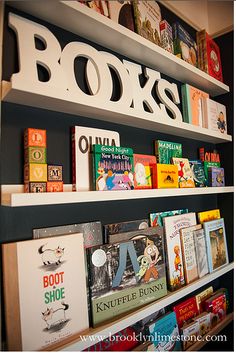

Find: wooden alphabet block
<box><xmin>24</xmin><ymin>163</ymin><xmax>47</xmax><ymax>182</ymax></box>
<box><xmin>24</xmin><ymin>128</ymin><xmax>47</xmax><ymax>148</ymax></box>
<box><xmin>24</xmin><ymin>147</ymin><xmax>47</xmax><ymax>164</ymax></box>
<box><xmin>47</xmin><ymin>165</ymin><xmax>63</xmax><ymax>181</ymax></box>
<box><xmin>47</xmin><ymin>181</ymin><xmax>63</xmax><ymax>192</ymax></box>
<box><xmin>24</xmin><ymin>182</ymin><xmax>47</xmax><ymax>193</ymax></box>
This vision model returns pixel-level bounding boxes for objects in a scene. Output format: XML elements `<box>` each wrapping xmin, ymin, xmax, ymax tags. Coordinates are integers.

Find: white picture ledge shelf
<box><xmin>7</xmin><ymin>1</ymin><xmax>229</xmax><ymax>96</ymax></box>
<box><xmin>2</xmin><ymin>81</ymin><xmax>232</xmax><ymax>144</ymax></box>
<box><xmin>46</xmin><ymin>262</ymin><xmax>233</xmax><ymax>351</ymax></box>
<box><xmin>1</xmin><ymin>185</ymin><xmax>234</xmax><ymax>207</ymax></box>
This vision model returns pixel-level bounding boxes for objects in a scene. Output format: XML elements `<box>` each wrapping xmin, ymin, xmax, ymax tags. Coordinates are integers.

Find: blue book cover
<box><xmin>203</xmin><ymin>218</ymin><xmax>229</xmax><ymax>273</ymax></box>
<box><xmin>148</xmin><ymin>312</ymin><xmax>182</xmax><ymax>351</ymax></box>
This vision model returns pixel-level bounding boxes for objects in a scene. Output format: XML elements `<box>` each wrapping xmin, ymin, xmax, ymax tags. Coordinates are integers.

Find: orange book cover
<box><xmin>189</xmin><ymin>85</ymin><xmax>209</xmax><ymax>126</ymax></box>
<box><xmin>133</xmin><ymin>154</ymin><xmax>156</xmax><ymax>189</ymax></box>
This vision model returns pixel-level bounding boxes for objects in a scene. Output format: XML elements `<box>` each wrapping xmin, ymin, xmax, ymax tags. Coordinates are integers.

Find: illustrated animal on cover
<box><xmin>42</xmin><ymin>302</ymin><xmax>69</xmax><ymax>330</ymax></box>
<box><xmin>38</xmin><ymin>244</ymin><xmax>65</xmax><ymax>265</ymax></box>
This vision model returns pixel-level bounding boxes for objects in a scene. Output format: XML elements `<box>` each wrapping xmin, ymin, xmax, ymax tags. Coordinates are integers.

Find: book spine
<box><xmin>132</xmin><ymin>1</ymin><xmax>141</xmax><ymax>35</ymax></box>
<box><xmin>152</xmin><ymin>165</ymin><xmax>158</xmax><ymax>188</ymax></box>
<box><xmin>181</xmin><ymin>85</ymin><xmax>189</xmax><ymax>123</ymax></box>
<box><xmin>71</xmin><ymin>127</ymin><xmax>76</xmax><ymax>191</ymax></box>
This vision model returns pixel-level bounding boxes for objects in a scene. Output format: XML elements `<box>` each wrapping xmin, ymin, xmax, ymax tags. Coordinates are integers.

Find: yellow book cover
<box><xmin>198</xmin><ymin>209</ymin><xmax>221</xmax><ymax>223</ymax></box>
<box><xmin>195</xmin><ymin>286</ymin><xmax>213</xmax><ymax>312</ymax></box>
<box><xmin>153</xmin><ymin>164</ymin><xmax>178</xmax><ymax>188</ymax></box>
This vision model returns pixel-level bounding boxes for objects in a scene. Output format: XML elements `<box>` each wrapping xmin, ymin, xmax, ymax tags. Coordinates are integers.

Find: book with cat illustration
<box><xmin>2</xmin><ymin>234</ymin><xmax>88</xmax><ymax>351</ymax></box>
<box><xmin>87</xmin><ymin>236</ymin><xmax>167</xmax><ymax>326</ymax></box>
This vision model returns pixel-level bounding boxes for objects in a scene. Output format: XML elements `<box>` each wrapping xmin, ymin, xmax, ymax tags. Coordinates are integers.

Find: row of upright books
<box><xmin>2</xmin><ymin>207</ymin><xmax>229</xmax><ymax>350</ymax></box>
<box><xmin>81</xmin><ymin>1</ymin><xmax>223</xmax><ymax>82</ymax></box>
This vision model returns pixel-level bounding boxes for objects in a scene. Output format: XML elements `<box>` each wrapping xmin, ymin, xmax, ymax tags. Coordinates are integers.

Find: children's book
<box><xmin>171</xmin><ymin>157</ymin><xmax>195</xmax><ymax>188</ymax></box>
<box><xmin>108</xmin><ymin>1</ymin><xmax>135</xmax><ymax>31</ymax></box>
<box><xmin>152</xmin><ymin>164</ymin><xmax>179</xmax><ymax>189</ymax></box>
<box><xmin>163</xmin><ymin>212</ymin><xmax>197</xmax><ymax>291</ymax></box>
<box><xmin>202</xmin><ymin>98</ymin><xmax>227</xmax><ymax>134</ymax></box>
<box><xmin>173</xmin><ymin>22</ymin><xmax>197</xmax><ymax>67</ymax></box>
<box><xmin>189</xmin><ymin>160</ymin><xmax>207</xmax><ymax>187</ymax></box>
<box><xmin>181</xmin><ymin>84</ymin><xmax>209</xmax><ymax>126</ymax></box>
<box><xmin>2</xmin><ymin>234</ymin><xmax>89</xmax><ymax>351</ymax></box>
<box><xmin>133</xmin><ymin>154</ymin><xmax>156</xmax><ymax>189</ymax></box>
<box><xmin>203</xmin><ymin>218</ymin><xmax>229</xmax><ymax>272</ymax></box>
<box><xmin>204</xmin><ymin>292</ymin><xmax>226</xmax><ymax>327</ymax></box>
<box><xmin>199</xmin><ymin>147</ymin><xmax>220</xmax><ymax>163</ymax></box>
<box><xmin>93</xmin><ymin>144</ymin><xmax>134</xmax><ymax>191</ymax></box>
<box><xmin>108</xmin><ymin>226</ymin><xmax>163</xmax><ymax>244</ymax></box>
<box><xmin>148</xmin><ymin>312</ymin><xmax>182</xmax><ymax>351</ymax></box>
<box><xmin>87</xmin><ymin>236</ymin><xmax>167</xmax><ymax>326</ymax></box>
<box><xmin>150</xmin><ymin>209</ymin><xmax>188</xmax><ymax>227</ymax></box>
<box><xmin>180</xmin><ymin>224</ymin><xmax>201</xmax><ymax>284</ymax></box>
<box><xmin>203</xmin><ymin>161</ymin><xmax>221</xmax><ymax>179</ymax></box>
<box><xmin>104</xmin><ymin>219</ymin><xmax>149</xmax><ymax>243</ymax></box>
<box><xmin>208</xmin><ymin>167</ymin><xmax>225</xmax><ymax>187</ymax></box>
<box><xmin>160</xmin><ymin>20</ymin><xmax>174</xmax><ymax>54</ymax></box>
<box><xmin>155</xmin><ymin>140</ymin><xmax>182</xmax><ymax>164</ymax></box>
<box><xmin>72</xmin><ymin>126</ymin><xmax>120</xmax><ymax>191</ymax></box>
<box><xmin>194</xmin><ymin>312</ymin><xmax>211</xmax><ymax>336</ymax></box>
<box><xmin>173</xmin><ymin>296</ymin><xmax>199</xmax><ymax>328</ymax></box>
<box><xmin>181</xmin><ymin>321</ymin><xmax>200</xmax><ymax>350</ymax></box>
<box><xmin>195</xmin><ymin>286</ymin><xmax>213</xmax><ymax>312</ymax></box>
<box><xmin>193</xmin><ymin>228</ymin><xmax>209</xmax><ymax>278</ymax></box>
<box><xmin>197</xmin><ymin>209</ymin><xmax>221</xmax><ymax>224</ymax></box>
<box><xmin>133</xmin><ymin>0</ymin><xmax>162</xmax><ymax>46</ymax></box>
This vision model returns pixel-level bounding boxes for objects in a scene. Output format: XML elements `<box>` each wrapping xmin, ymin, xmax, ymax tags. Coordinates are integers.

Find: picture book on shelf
<box><xmin>72</xmin><ymin>126</ymin><xmax>120</xmax><ymax>191</ymax></box>
<box><xmin>173</xmin><ymin>22</ymin><xmax>197</xmax><ymax>67</ymax></box>
<box><xmin>208</xmin><ymin>167</ymin><xmax>225</xmax><ymax>187</ymax></box>
<box><xmin>2</xmin><ymin>234</ymin><xmax>89</xmax><ymax>351</ymax></box>
<box><xmin>93</xmin><ymin>144</ymin><xmax>134</xmax><ymax>191</ymax></box>
<box><xmin>108</xmin><ymin>226</ymin><xmax>163</xmax><ymax>245</ymax></box>
<box><xmin>199</xmin><ymin>147</ymin><xmax>220</xmax><ymax>163</ymax></box>
<box><xmin>204</xmin><ymin>292</ymin><xmax>226</xmax><ymax>327</ymax></box>
<box><xmin>203</xmin><ymin>218</ymin><xmax>229</xmax><ymax>272</ymax></box>
<box><xmin>202</xmin><ymin>98</ymin><xmax>227</xmax><ymax>134</ymax></box>
<box><xmin>163</xmin><ymin>212</ymin><xmax>197</xmax><ymax>291</ymax></box>
<box><xmin>133</xmin><ymin>154</ymin><xmax>156</xmax><ymax>189</ymax></box>
<box><xmin>189</xmin><ymin>160</ymin><xmax>207</xmax><ymax>187</ymax></box>
<box><xmin>152</xmin><ymin>164</ymin><xmax>178</xmax><ymax>189</ymax></box>
<box><xmin>171</xmin><ymin>157</ymin><xmax>195</xmax><ymax>188</ymax></box>
<box><xmin>87</xmin><ymin>236</ymin><xmax>167</xmax><ymax>326</ymax></box>
<box><xmin>133</xmin><ymin>0</ymin><xmax>162</xmax><ymax>46</ymax></box>
<box><xmin>198</xmin><ymin>209</ymin><xmax>221</xmax><ymax>224</ymax></box>
<box><xmin>104</xmin><ymin>219</ymin><xmax>149</xmax><ymax>243</ymax></box>
<box><xmin>194</xmin><ymin>312</ymin><xmax>211</xmax><ymax>336</ymax></box>
<box><xmin>181</xmin><ymin>84</ymin><xmax>209</xmax><ymax>126</ymax></box>
<box><xmin>150</xmin><ymin>209</ymin><xmax>188</xmax><ymax>227</ymax></box>
<box><xmin>181</xmin><ymin>321</ymin><xmax>200</xmax><ymax>350</ymax></box>
<box><xmin>173</xmin><ymin>296</ymin><xmax>199</xmax><ymax>328</ymax></box>
<box><xmin>154</xmin><ymin>140</ymin><xmax>182</xmax><ymax>164</ymax></box>
<box><xmin>180</xmin><ymin>224</ymin><xmax>201</xmax><ymax>284</ymax></box>
<box><xmin>195</xmin><ymin>286</ymin><xmax>214</xmax><ymax>312</ymax></box>
<box><xmin>203</xmin><ymin>161</ymin><xmax>221</xmax><ymax>179</ymax></box>
<box><xmin>148</xmin><ymin>312</ymin><xmax>182</xmax><ymax>351</ymax></box>
<box><xmin>160</xmin><ymin>20</ymin><xmax>174</xmax><ymax>54</ymax></box>
<box><xmin>107</xmin><ymin>1</ymin><xmax>135</xmax><ymax>31</ymax></box>
<box><xmin>193</xmin><ymin>228</ymin><xmax>209</xmax><ymax>278</ymax></box>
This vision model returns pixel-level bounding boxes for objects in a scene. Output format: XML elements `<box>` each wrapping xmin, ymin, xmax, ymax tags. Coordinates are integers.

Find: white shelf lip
<box><xmin>1</xmin><ymin>185</ymin><xmax>234</xmax><ymax>207</ymax></box>
<box><xmin>7</xmin><ymin>1</ymin><xmax>229</xmax><ymax>97</ymax></box>
<box><xmin>61</xmin><ymin>262</ymin><xmax>234</xmax><ymax>351</ymax></box>
<box><xmin>1</xmin><ymin>81</ymin><xmax>232</xmax><ymax>144</ymax></box>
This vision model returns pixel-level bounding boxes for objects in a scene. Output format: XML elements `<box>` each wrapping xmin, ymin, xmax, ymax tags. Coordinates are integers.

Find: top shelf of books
<box><xmin>8</xmin><ymin>0</ymin><xmax>229</xmax><ymax>97</ymax></box>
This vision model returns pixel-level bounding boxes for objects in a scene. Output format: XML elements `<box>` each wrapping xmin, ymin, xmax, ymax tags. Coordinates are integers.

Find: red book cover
<box><xmin>206</xmin><ymin>32</ymin><xmax>223</xmax><ymax>82</ymax></box>
<box><xmin>204</xmin><ymin>293</ymin><xmax>226</xmax><ymax>327</ymax></box>
<box><xmin>173</xmin><ymin>297</ymin><xmax>199</xmax><ymax>328</ymax></box>
<box><xmin>133</xmin><ymin>154</ymin><xmax>156</xmax><ymax>189</ymax></box>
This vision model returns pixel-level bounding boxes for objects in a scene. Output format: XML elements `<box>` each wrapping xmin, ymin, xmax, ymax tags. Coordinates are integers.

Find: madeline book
<box><xmin>198</xmin><ymin>209</ymin><xmax>221</xmax><ymax>223</ymax></box>
<box><xmin>2</xmin><ymin>234</ymin><xmax>89</xmax><ymax>351</ymax></box>
<box><xmin>93</xmin><ymin>144</ymin><xmax>134</xmax><ymax>191</ymax></box>
<box><xmin>72</xmin><ymin>126</ymin><xmax>120</xmax><ymax>191</ymax></box>
<box><xmin>171</xmin><ymin>157</ymin><xmax>195</xmax><ymax>188</ymax></box>
<box><xmin>150</xmin><ymin>209</ymin><xmax>188</xmax><ymax>227</ymax></box>
<box><xmin>193</xmin><ymin>228</ymin><xmax>209</xmax><ymax>278</ymax></box>
<box><xmin>148</xmin><ymin>312</ymin><xmax>182</xmax><ymax>351</ymax></box>
<box><xmin>163</xmin><ymin>212</ymin><xmax>197</xmax><ymax>291</ymax></box>
<box><xmin>87</xmin><ymin>236</ymin><xmax>167</xmax><ymax>326</ymax></box>
<box><xmin>180</xmin><ymin>224</ymin><xmax>201</xmax><ymax>284</ymax></box>
<box><xmin>203</xmin><ymin>218</ymin><xmax>229</xmax><ymax>273</ymax></box>
<box><xmin>133</xmin><ymin>154</ymin><xmax>156</xmax><ymax>189</ymax></box>
<box><xmin>155</xmin><ymin>140</ymin><xmax>182</xmax><ymax>164</ymax></box>
<box><xmin>189</xmin><ymin>160</ymin><xmax>208</xmax><ymax>187</ymax></box>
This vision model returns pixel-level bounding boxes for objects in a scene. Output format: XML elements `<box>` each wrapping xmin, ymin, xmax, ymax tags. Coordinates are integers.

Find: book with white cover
<box><xmin>193</xmin><ymin>228</ymin><xmax>209</xmax><ymax>278</ymax></box>
<box><xmin>72</xmin><ymin>126</ymin><xmax>120</xmax><ymax>191</ymax></box>
<box><xmin>163</xmin><ymin>212</ymin><xmax>197</xmax><ymax>291</ymax></box>
<box><xmin>202</xmin><ymin>98</ymin><xmax>227</xmax><ymax>134</ymax></box>
<box><xmin>2</xmin><ymin>234</ymin><xmax>89</xmax><ymax>351</ymax></box>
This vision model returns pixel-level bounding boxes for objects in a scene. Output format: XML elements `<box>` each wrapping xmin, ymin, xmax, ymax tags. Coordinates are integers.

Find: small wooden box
<box><xmin>24</xmin><ymin>128</ymin><xmax>47</xmax><ymax>148</ymax></box>
<box><xmin>47</xmin><ymin>165</ymin><xmax>63</xmax><ymax>181</ymax></box>
<box><xmin>24</xmin><ymin>147</ymin><xmax>47</xmax><ymax>164</ymax></box>
<box><xmin>152</xmin><ymin>164</ymin><xmax>178</xmax><ymax>188</ymax></box>
<box><xmin>24</xmin><ymin>163</ymin><xmax>47</xmax><ymax>182</ymax></box>
<box><xmin>47</xmin><ymin>181</ymin><xmax>63</xmax><ymax>192</ymax></box>
<box><xmin>24</xmin><ymin>182</ymin><xmax>47</xmax><ymax>193</ymax></box>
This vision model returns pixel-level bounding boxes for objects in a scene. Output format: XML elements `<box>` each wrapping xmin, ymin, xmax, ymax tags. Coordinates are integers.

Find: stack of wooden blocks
<box><xmin>24</xmin><ymin>128</ymin><xmax>63</xmax><ymax>192</ymax></box>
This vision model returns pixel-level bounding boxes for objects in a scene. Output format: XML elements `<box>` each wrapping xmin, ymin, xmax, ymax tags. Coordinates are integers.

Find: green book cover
<box><xmin>93</xmin><ymin>144</ymin><xmax>134</xmax><ymax>191</ymax></box>
<box><xmin>203</xmin><ymin>161</ymin><xmax>220</xmax><ymax>179</ymax></box>
<box><xmin>190</xmin><ymin>160</ymin><xmax>208</xmax><ymax>187</ymax></box>
<box><xmin>154</xmin><ymin>140</ymin><xmax>182</xmax><ymax>164</ymax></box>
